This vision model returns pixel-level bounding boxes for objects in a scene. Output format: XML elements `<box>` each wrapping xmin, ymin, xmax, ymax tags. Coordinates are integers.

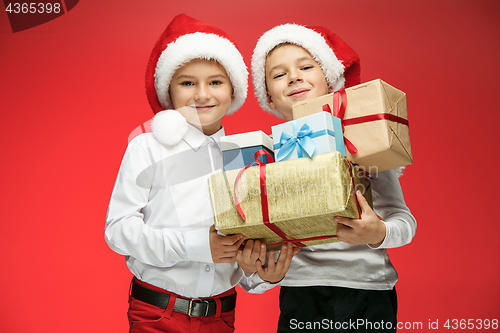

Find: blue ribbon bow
<box><xmin>276</xmin><ymin>122</ymin><xmax>316</xmax><ymax>161</ymax></box>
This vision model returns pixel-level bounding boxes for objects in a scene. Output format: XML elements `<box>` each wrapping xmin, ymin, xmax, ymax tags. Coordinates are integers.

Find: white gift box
<box><xmin>220</xmin><ymin>130</ymin><xmax>274</xmax><ymax>171</ymax></box>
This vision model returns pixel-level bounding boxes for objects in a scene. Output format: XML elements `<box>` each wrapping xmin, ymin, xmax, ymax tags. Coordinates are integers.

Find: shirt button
<box><xmin>205</xmin><ymin>265</ymin><xmax>211</xmax><ymax>272</ymax></box>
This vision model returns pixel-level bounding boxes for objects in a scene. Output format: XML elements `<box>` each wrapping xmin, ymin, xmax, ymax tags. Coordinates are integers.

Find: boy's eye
<box><xmin>181</xmin><ymin>81</ymin><xmax>194</xmax><ymax>86</ymax></box>
<box><xmin>210</xmin><ymin>80</ymin><xmax>223</xmax><ymax>85</ymax></box>
<box><xmin>273</xmin><ymin>73</ymin><xmax>285</xmax><ymax>79</ymax></box>
<box><xmin>301</xmin><ymin>65</ymin><xmax>313</xmax><ymax>70</ymax></box>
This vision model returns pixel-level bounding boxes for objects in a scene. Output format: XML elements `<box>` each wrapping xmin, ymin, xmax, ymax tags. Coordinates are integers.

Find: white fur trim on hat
<box><xmin>155</xmin><ymin>32</ymin><xmax>248</xmax><ymax>115</ymax></box>
<box><xmin>252</xmin><ymin>24</ymin><xmax>345</xmax><ymax>119</ymax></box>
<box><xmin>151</xmin><ymin>110</ymin><xmax>188</xmax><ymax>146</ymax></box>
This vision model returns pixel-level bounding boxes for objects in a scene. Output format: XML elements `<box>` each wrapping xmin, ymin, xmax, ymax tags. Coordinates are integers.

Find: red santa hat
<box><xmin>251</xmin><ymin>23</ymin><xmax>360</xmax><ymax>119</ymax></box>
<box><xmin>145</xmin><ymin>14</ymin><xmax>248</xmax><ymax>115</ymax></box>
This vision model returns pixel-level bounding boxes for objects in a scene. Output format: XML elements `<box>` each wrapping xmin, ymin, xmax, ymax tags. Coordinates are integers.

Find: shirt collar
<box><xmin>182</xmin><ymin>124</ymin><xmax>225</xmax><ymax>151</ymax></box>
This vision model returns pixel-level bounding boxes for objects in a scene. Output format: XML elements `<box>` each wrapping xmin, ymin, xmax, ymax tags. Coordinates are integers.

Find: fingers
<box><xmin>210</xmin><ymin>224</ymin><xmax>245</xmax><ymax>247</ymax></box>
<box><xmin>250</xmin><ymin>240</ymin><xmax>264</xmax><ymax>262</ymax></box>
<box><xmin>258</xmin><ymin>243</ymin><xmax>267</xmax><ymax>262</ymax></box>
<box><xmin>267</xmin><ymin>250</ymin><xmax>276</xmax><ymax>270</ymax></box>
<box><xmin>255</xmin><ymin>248</ymin><xmax>270</xmax><ymax>276</ymax></box>
<box><xmin>234</xmin><ymin>235</ymin><xmax>246</xmax><ymax>248</ymax></box>
<box><xmin>222</xmin><ymin>233</ymin><xmax>245</xmax><ymax>246</ymax></box>
<box><xmin>217</xmin><ymin>234</ymin><xmax>245</xmax><ymax>259</ymax></box>
<box><xmin>333</xmin><ymin>191</ymin><xmax>372</xmax><ymax>230</ymax></box>
<box><xmin>214</xmin><ymin>248</ymin><xmax>239</xmax><ymax>263</ymax></box>
<box><xmin>355</xmin><ymin>190</ymin><xmax>371</xmax><ymax>213</ymax></box>
<box><xmin>240</xmin><ymin>239</ymin><xmax>254</xmax><ymax>255</ymax></box>
<box><xmin>269</xmin><ymin>243</ymin><xmax>290</xmax><ymax>273</ymax></box>
<box><xmin>255</xmin><ymin>256</ymin><xmax>264</xmax><ymax>274</ymax></box>
<box><xmin>218</xmin><ymin>236</ymin><xmax>244</xmax><ymax>259</ymax></box>
<box><xmin>336</xmin><ymin>222</ymin><xmax>348</xmax><ymax>234</ymax></box>
<box><xmin>275</xmin><ymin>243</ymin><xmax>290</xmax><ymax>269</ymax></box>
<box><xmin>336</xmin><ymin>223</ymin><xmax>352</xmax><ymax>244</ymax></box>
<box><xmin>210</xmin><ymin>225</ymin><xmax>246</xmax><ymax>263</ymax></box>
<box><xmin>246</xmin><ymin>242</ymin><xmax>268</xmax><ymax>272</ymax></box>
<box><xmin>335</xmin><ymin>216</ymin><xmax>353</xmax><ymax>227</ymax></box>
<box><xmin>224</xmin><ymin>238</ymin><xmax>245</xmax><ymax>257</ymax></box>
<box><xmin>240</xmin><ymin>240</ymin><xmax>262</xmax><ymax>262</ymax></box>
<box><xmin>255</xmin><ymin>243</ymin><xmax>299</xmax><ymax>283</ymax></box>
<box><xmin>276</xmin><ymin>242</ymin><xmax>299</xmax><ymax>271</ymax></box>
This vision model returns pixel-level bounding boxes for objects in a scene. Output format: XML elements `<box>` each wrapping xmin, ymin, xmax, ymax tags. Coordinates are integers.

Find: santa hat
<box><xmin>146</xmin><ymin>14</ymin><xmax>248</xmax><ymax>115</ymax></box>
<box><xmin>145</xmin><ymin>14</ymin><xmax>248</xmax><ymax>145</ymax></box>
<box><xmin>251</xmin><ymin>24</ymin><xmax>360</xmax><ymax>119</ymax></box>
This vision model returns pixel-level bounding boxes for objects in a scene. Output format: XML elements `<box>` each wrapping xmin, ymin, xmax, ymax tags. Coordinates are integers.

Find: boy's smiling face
<box><xmin>170</xmin><ymin>58</ymin><xmax>234</xmax><ymax>135</ymax></box>
<box><xmin>265</xmin><ymin>44</ymin><xmax>330</xmax><ymax>121</ymax></box>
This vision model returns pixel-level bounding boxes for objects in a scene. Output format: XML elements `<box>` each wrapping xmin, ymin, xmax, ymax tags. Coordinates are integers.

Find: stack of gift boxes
<box><xmin>208</xmin><ymin>79</ymin><xmax>413</xmax><ymax>250</ymax></box>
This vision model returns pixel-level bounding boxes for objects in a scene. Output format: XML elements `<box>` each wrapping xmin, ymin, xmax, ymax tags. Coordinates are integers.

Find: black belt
<box><xmin>131</xmin><ymin>280</ymin><xmax>237</xmax><ymax>317</ymax></box>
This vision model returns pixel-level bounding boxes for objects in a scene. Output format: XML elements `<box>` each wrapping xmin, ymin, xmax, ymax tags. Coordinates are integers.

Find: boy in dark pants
<box><xmin>245</xmin><ymin>23</ymin><xmax>417</xmax><ymax>332</ymax></box>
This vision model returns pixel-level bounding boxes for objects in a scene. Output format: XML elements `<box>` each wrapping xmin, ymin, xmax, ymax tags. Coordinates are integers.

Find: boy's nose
<box><xmin>194</xmin><ymin>84</ymin><xmax>210</xmax><ymax>101</ymax></box>
<box><xmin>288</xmin><ymin>71</ymin><xmax>303</xmax><ymax>85</ymax></box>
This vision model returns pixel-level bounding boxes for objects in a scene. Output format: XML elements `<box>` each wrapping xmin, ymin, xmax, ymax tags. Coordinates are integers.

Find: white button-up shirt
<box><xmin>105</xmin><ymin>125</ymin><xmax>252</xmax><ymax>298</ymax></box>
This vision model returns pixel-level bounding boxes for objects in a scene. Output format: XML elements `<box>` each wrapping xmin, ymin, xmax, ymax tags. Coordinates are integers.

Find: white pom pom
<box><xmin>151</xmin><ymin>110</ymin><xmax>188</xmax><ymax>146</ymax></box>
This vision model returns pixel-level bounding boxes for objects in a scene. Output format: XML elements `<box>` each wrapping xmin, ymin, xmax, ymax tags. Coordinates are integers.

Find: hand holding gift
<box><xmin>209</xmin><ymin>225</ymin><xmax>245</xmax><ymax>263</ymax></box>
<box><xmin>236</xmin><ymin>239</ymin><xmax>266</xmax><ymax>273</ymax></box>
<box><xmin>334</xmin><ymin>190</ymin><xmax>386</xmax><ymax>246</ymax></box>
<box><xmin>256</xmin><ymin>243</ymin><xmax>300</xmax><ymax>283</ymax></box>
<box><xmin>236</xmin><ymin>239</ymin><xmax>300</xmax><ymax>283</ymax></box>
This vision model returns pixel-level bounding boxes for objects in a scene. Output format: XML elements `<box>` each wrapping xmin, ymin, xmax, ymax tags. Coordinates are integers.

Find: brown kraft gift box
<box><xmin>292</xmin><ymin>79</ymin><xmax>412</xmax><ymax>173</ymax></box>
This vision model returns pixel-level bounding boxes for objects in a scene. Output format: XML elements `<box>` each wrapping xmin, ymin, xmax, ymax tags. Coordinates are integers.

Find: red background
<box><xmin>1</xmin><ymin>1</ymin><xmax>499</xmax><ymax>332</ymax></box>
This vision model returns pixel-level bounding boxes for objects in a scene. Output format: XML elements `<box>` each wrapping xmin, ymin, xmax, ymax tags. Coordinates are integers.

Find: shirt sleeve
<box><xmin>237</xmin><ymin>271</ymin><xmax>278</xmax><ymax>294</ymax></box>
<box><xmin>368</xmin><ymin>168</ymin><xmax>417</xmax><ymax>249</ymax></box>
<box><xmin>104</xmin><ymin>137</ymin><xmax>213</xmax><ymax>267</ymax></box>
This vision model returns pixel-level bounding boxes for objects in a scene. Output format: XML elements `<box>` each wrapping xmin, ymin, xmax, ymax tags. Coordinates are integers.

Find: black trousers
<box><xmin>277</xmin><ymin>286</ymin><xmax>398</xmax><ymax>333</ymax></box>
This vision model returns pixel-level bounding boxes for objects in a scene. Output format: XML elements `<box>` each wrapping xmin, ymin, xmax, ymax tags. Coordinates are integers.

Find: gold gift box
<box><xmin>208</xmin><ymin>152</ymin><xmax>372</xmax><ymax>250</ymax></box>
<box><xmin>292</xmin><ymin>79</ymin><xmax>412</xmax><ymax>173</ymax></box>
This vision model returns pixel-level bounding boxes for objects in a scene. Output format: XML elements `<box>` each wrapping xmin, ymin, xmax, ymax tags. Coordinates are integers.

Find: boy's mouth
<box><xmin>288</xmin><ymin>88</ymin><xmax>310</xmax><ymax>98</ymax></box>
<box><xmin>193</xmin><ymin>105</ymin><xmax>215</xmax><ymax>112</ymax></box>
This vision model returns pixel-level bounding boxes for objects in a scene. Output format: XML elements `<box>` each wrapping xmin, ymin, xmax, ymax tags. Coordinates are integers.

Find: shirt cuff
<box><xmin>368</xmin><ymin>220</ymin><xmax>388</xmax><ymax>249</ymax></box>
<box><xmin>242</xmin><ymin>272</ymin><xmax>278</xmax><ymax>294</ymax></box>
<box><xmin>184</xmin><ymin>228</ymin><xmax>213</xmax><ymax>263</ymax></box>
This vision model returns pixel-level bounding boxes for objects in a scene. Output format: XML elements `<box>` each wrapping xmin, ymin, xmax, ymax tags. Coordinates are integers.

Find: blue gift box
<box><xmin>271</xmin><ymin>111</ymin><xmax>345</xmax><ymax>162</ymax></box>
<box><xmin>220</xmin><ymin>130</ymin><xmax>274</xmax><ymax>171</ymax></box>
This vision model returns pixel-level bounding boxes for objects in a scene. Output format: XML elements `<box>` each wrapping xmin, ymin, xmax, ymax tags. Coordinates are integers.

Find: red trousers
<box><xmin>127</xmin><ymin>278</ymin><xmax>236</xmax><ymax>333</ymax></box>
